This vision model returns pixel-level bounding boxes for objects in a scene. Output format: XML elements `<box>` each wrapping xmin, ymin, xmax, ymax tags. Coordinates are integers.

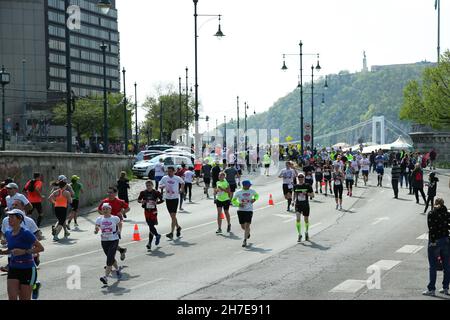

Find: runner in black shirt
<box><xmin>293</xmin><ymin>174</ymin><xmax>314</xmax><ymax>242</ymax></box>
<box><xmin>202</xmin><ymin>161</ymin><xmax>213</xmax><ymax>199</ymax></box>
<box><xmin>211</xmin><ymin>162</ymin><xmax>221</xmax><ymax>201</ymax></box>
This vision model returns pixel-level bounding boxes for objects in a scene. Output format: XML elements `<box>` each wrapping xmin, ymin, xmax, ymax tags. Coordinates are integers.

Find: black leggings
<box><xmin>345</xmin><ymin>179</ymin><xmax>354</xmax><ymax>190</ymax></box>
<box><xmin>185</xmin><ymin>183</ymin><xmax>192</xmax><ymax>200</ymax></box>
<box><xmin>414</xmin><ymin>187</ymin><xmax>426</xmax><ymax>203</ymax></box>
<box><xmin>101</xmin><ymin>240</ymin><xmax>119</xmax><ymax>267</ymax></box>
<box><xmin>334</xmin><ymin>184</ymin><xmax>343</xmax><ymax>200</ymax></box>
<box><xmin>146</xmin><ymin>218</ymin><xmax>159</xmax><ymax>242</ymax></box>
<box><xmin>54</xmin><ymin>207</ymin><xmax>67</xmax><ymax>226</ymax></box>
<box><xmin>424</xmin><ymin>195</ymin><xmax>435</xmax><ymax>212</ymax></box>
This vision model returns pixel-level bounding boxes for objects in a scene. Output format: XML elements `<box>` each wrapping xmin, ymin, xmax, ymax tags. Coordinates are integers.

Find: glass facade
<box><xmin>46</xmin><ymin>0</ymin><xmax>120</xmax><ymax>97</ymax></box>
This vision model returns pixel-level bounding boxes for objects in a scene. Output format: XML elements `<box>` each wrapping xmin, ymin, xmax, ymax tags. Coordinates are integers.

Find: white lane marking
<box><xmin>283</xmin><ymin>217</ymin><xmax>297</xmax><ymax>223</ymax></box>
<box><xmin>369</xmin><ymin>260</ymin><xmax>401</xmax><ymax>271</ymax></box>
<box><xmin>371</xmin><ymin>217</ymin><xmax>390</xmax><ymax>225</ymax></box>
<box><xmin>417</xmin><ymin>233</ymin><xmax>429</xmax><ymax>240</ymax></box>
<box><xmin>368</xmin><ymin>198</ymin><xmax>374</xmax><ymax>202</ymax></box>
<box><xmin>274</xmin><ymin>213</ymin><xmax>294</xmax><ymax>218</ymax></box>
<box><xmin>130</xmin><ymin>278</ymin><xmax>166</xmax><ymax>290</ymax></box>
<box><xmin>330</xmin><ymin>280</ymin><xmax>367</xmax><ymax>293</ymax></box>
<box><xmin>396</xmin><ymin>245</ymin><xmax>424</xmax><ymax>254</ymax></box>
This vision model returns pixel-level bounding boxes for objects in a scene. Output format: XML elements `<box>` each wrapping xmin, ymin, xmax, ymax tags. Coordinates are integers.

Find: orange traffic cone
<box><xmin>268</xmin><ymin>194</ymin><xmax>274</xmax><ymax>206</ymax></box>
<box><xmin>220</xmin><ymin>212</ymin><xmax>225</xmax><ymax>220</ymax></box>
<box><xmin>132</xmin><ymin>224</ymin><xmax>141</xmax><ymax>241</ymax></box>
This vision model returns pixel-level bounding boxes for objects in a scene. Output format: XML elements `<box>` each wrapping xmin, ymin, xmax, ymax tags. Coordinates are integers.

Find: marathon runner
<box><xmin>67</xmin><ymin>175</ymin><xmax>83</xmax><ymax>230</ymax></box>
<box><xmin>97</xmin><ymin>187</ymin><xmax>130</xmax><ymax>260</ymax></box>
<box><xmin>48</xmin><ymin>181</ymin><xmax>72</xmax><ymax>241</ymax></box>
<box><xmin>175</xmin><ymin>164</ymin><xmax>187</xmax><ymax>211</ymax></box>
<box><xmin>314</xmin><ymin>161</ymin><xmax>324</xmax><ymax>194</ymax></box>
<box><xmin>159</xmin><ymin>167</ymin><xmax>185</xmax><ymax>240</ymax></box>
<box><xmin>345</xmin><ymin>163</ymin><xmax>354</xmax><ymax>197</ymax></box>
<box><xmin>375</xmin><ymin>150</ymin><xmax>385</xmax><ymax>187</ymax></box>
<box><xmin>278</xmin><ymin>161</ymin><xmax>296</xmax><ymax>212</ymax></box>
<box><xmin>23</xmin><ymin>173</ymin><xmax>44</xmax><ymax>227</ymax></box>
<box><xmin>232</xmin><ymin>180</ymin><xmax>259</xmax><ymax>247</ymax></box>
<box><xmin>211</xmin><ymin>161</ymin><xmax>221</xmax><ymax>201</ymax></box>
<box><xmin>95</xmin><ymin>203</ymin><xmax>123</xmax><ymax>286</ymax></box>
<box><xmin>138</xmin><ymin>180</ymin><xmax>164</xmax><ymax>250</ymax></box>
<box><xmin>350</xmin><ymin>156</ymin><xmax>360</xmax><ymax>187</ymax></box>
<box><xmin>361</xmin><ymin>155</ymin><xmax>370</xmax><ymax>186</ymax></box>
<box><xmin>202</xmin><ymin>160</ymin><xmax>212</xmax><ymax>199</ymax></box>
<box><xmin>5</xmin><ymin>183</ymin><xmax>32</xmax><ymax>213</ymax></box>
<box><xmin>333</xmin><ymin>165</ymin><xmax>345</xmax><ymax>210</ymax></box>
<box><xmin>215</xmin><ymin>172</ymin><xmax>232</xmax><ymax>234</ymax></box>
<box><xmin>323</xmin><ymin>160</ymin><xmax>333</xmax><ymax>196</ymax></box>
<box><xmin>154</xmin><ymin>158</ymin><xmax>165</xmax><ymax>190</ymax></box>
<box><xmin>183</xmin><ymin>167</ymin><xmax>195</xmax><ymax>203</ymax></box>
<box><xmin>293</xmin><ymin>173</ymin><xmax>314</xmax><ymax>242</ymax></box>
<box><xmin>225</xmin><ymin>164</ymin><xmax>240</xmax><ymax>200</ymax></box>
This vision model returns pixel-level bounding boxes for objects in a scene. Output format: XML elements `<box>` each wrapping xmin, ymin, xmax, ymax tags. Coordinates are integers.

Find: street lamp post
<box><xmin>134</xmin><ymin>82</ymin><xmax>138</xmax><ymax>154</ymax></box>
<box><xmin>311</xmin><ymin>65</ymin><xmax>315</xmax><ymax>150</ymax></box>
<box><xmin>159</xmin><ymin>100</ymin><xmax>163</xmax><ymax>144</ymax></box>
<box><xmin>224</xmin><ymin>116</ymin><xmax>227</xmax><ymax>151</ymax></box>
<box><xmin>236</xmin><ymin>96</ymin><xmax>239</xmax><ymax>156</ymax></box>
<box><xmin>64</xmin><ymin>0</ymin><xmax>72</xmax><ymax>153</ymax></box>
<box><xmin>193</xmin><ymin>0</ymin><xmax>224</xmax><ymax>159</ymax></box>
<box><xmin>244</xmin><ymin>102</ymin><xmax>248</xmax><ymax>154</ymax></box>
<box><xmin>122</xmin><ymin>67</ymin><xmax>128</xmax><ymax>155</ymax></box>
<box><xmin>100</xmin><ymin>42</ymin><xmax>108</xmax><ymax>154</ymax></box>
<box><xmin>0</xmin><ymin>66</ymin><xmax>11</xmax><ymax>151</ymax></box>
<box><xmin>179</xmin><ymin>76</ymin><xmax>183</xmax><ymax>133</ymax></box>
<box><xmin>185</xmin><ymin>67</ymin><xmax>189</xmax><ymax>141</ymax></box>
<box><xmin>436</xmin><ymin>0</ymin><xmax>441</xmax><ymax>63</ymax></box>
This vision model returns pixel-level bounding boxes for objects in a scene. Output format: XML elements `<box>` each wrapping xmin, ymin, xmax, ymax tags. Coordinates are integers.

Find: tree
<box><xmin>140</xmin><ymin>88</ymin><xmax>195</xmax><ymax>144</ymax></box>
<box><xmin>52</xmin><ymin>93</ymin><xmax>133</xmax><ymax>142</ymax></box>
<box><xmin>400</xmin><ymin>50</ymin><xmax>450</xmax><ymax>129</ymax></box>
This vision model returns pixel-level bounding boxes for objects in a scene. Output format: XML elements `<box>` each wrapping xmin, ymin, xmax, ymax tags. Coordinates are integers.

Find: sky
<box><xmin>115</xmin><ymin>0</ymin><xmax>449</xmax><ymax>133</ymax></box>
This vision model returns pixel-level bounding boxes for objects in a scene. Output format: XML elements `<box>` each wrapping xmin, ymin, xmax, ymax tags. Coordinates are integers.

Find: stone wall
<box><xmin>0</xmin><ymin>151</ymin><xmax>133</xmax><ymax>215</ymax></box>
<box><xmin>409</xmin><ymin>132</ymin><xmax>450</xmax><ymax>162</ymax></box>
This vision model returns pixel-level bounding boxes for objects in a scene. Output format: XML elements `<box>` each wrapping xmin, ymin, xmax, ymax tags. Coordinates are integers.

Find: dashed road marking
<box><xmin>330</xmin><ymin>280</ymin><xmax>367</xmax><ymax>293</ymax></box>
<box><xmin>130</xmin><ymin>278</ymin><xmax>166</xmax><ymax>290</ymax></box>
<box><xmin>417</xmin><ymin>233</ymin><xmax>428</xmax><ymax>240</ymax></box>
<box><xmin>396</xmin><ymin>245</ymin><xmax>424</xmax><ymax>254</ymax></box>
<box><xmin>369</xmin><ymin>260</ymin><xmax>401</xmax><ymax>271</ymax></box>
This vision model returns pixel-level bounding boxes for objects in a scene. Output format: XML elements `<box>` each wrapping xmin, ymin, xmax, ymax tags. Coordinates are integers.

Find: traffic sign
<box><xmin>304</xmin><ymin>135</ymin><xmax>311</xmax><ymax>142</ymax></box>
<box><xmin>304</xmin><ymin>123</ymin><xmax>311</xmax><ymax>131</ymax></box>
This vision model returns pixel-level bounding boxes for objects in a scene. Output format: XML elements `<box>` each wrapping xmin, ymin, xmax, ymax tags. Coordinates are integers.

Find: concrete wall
<box><xmin>410</xmin><ymin>132</ymin><xmax>450</xmax><ymax>162</ymax></box>
<box><xmin>0</xmin><ymin>151</ymin><xmax>132</xmax><ymax>217</ymax></box>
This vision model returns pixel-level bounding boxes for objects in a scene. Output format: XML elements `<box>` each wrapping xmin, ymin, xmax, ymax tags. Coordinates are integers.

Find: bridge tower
<box><xmin>372</xmin><ymin>116</ymin><xmax>385</xmax><ymax>145</ymax></box>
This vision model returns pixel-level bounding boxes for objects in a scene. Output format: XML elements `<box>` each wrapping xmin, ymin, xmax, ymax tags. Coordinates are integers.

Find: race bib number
<box><xmin>146</xmin><ymin>200</ymin><xmax>156</xmax><ymax>210</ymax></box>
<box><xmin>288</xmin><ymin>184</ymin><xmax>293</xmax><ymax>189</ymax></box>
<box><xmin>298</xmin><ymin>193</ymin><xmax>306</xmax><ymax>201</ymax></box>
<box><xmin>335</xmin><ymin>180</ymin><xmax>341</xmax><ymax>185</ymax></box>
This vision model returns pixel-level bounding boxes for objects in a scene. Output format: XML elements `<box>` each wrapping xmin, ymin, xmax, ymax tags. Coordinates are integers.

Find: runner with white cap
<box><xmin>232</xmin><ymin>180</ymin><xmax>259</xmax><ymax>248</ymax></box>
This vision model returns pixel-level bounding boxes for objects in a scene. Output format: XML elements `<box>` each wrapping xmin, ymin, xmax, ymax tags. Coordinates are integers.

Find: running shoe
<box><xmin>439</xmin><ymin>288</ymin><xmax>450</xmax><ymax>295</ymax></box>
<box><xmin>339</xmin><ymin>205</ymin><xmax>343</xmax><ymax>210</ymax></box>
<box><xmin>176</xmin><ymin>227</ymin><xmax>182</xmax><ymax>238</ymax></box>
<box><xmin>166</xmin><ymin>232</ymin><xmax>174</xmax><ymax>240</ymax></box>
<box><xmin>64</xmin><ymin>231</ymin><xmax>70</xmax><ymax>238</ymax></box>
<box><xmin>247</xmin><ymin>233</ymin><xmax>250</xmax><ymax>239</ymax></box>
<box><xmin>51</xmin><ymin>225</ymin><xmax>56</xmax><ymax>236</ymax></box>
<box><xmin>53</xmin><ymin>235</ymin><xmax>59</xmax><ymax>242</ymax></box>
<box><xmin>227</xmin><ymin>224</ymin><xmax>231</xmax><ymax>233</ymax></box>
<box><xmin>66</xmin><ymin>223</ymin><xmax>71</xmax><ymax>231</ymax></box>
<box><xmin>120</xmin><ymin>248</ymin><xmax>127</xmax><ymax>261</ymax></box>
<box><xmin>123</xmin><ymin>213</ymin><xmax>127</xmax><ymax>219</ymax></box>
<box><xmin>216</xmin><ymin>228</ymin><xmax>222</xmax><ymax>234</ymax></box>
<box><xmin>242</xmin><ymin>239</ymin><xmax>247</xmax><ymax>247</ymax></box>
<box><xmin>155</xmin><ymin>234</ymin><xmax>161</xmax><ymax>246</ymax></box>
<box><xmin>100</xmin><ymin>277</ymin><xmax>108</xmax><ymax>285</ymax></box>
<box><xmin>305</xmin><ymin>233</ymin><xmax>309</xmax><ymax>241</ymax></box>
<box><xmin>32</xmin><ymin>282</ymin><xmax>41</xmax><ymax>300</ymax></box>
<box><xmin>116</xmin><ymin>269</ymin><xmax>123</xmax><ymax>280</ymax></box>
<box><xmin>298</xmin><ymin>235</ymin><xmax>302</xmax><ymax>243</ymax></box>
<box><xmin>336</xmin><ymin>204</ymin><xmax>339</xmax><ymax>210</ymax></box>
<box><xmin>74</xmin><ymin>223</ymin><xmax>79</xmax><ymax>227</ymax></box>
<box><xmin>320</xmin><ymin>189</ymin><xmax>322</xmax><ymax>194</ymax></box>
<box><xmin>422</xmin><ymin>290</ymin><xmax>435</xmax><ymax>296</ymax></box>
<box><xmin>146</xmin><ymin>242</ymin><xmax>151</xmax><ymax>250</ymax></box>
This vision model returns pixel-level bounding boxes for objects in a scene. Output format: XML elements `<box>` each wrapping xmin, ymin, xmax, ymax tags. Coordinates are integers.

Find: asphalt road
<box><xmin>0</xmin><ymin>166</ymin><xmax>448</xmax><ymax>300</ymax></box>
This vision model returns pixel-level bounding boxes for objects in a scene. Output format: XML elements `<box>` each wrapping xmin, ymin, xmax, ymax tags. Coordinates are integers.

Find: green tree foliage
<box><xmin>235</xmin><ymin>62</ymin><xmax>434</xmax><ymax>145</ymax></box>
<box><xmin>400</xmin><ymin>50</ymin><xmax>450</xmax><ymax>129</ymax></box>
<box><xmin>52</xmin><ymin>93</ymin><xmax>133</xmax><ymax>141</ymax></box>
<box><xmin>140</xmin><ymin>89</ymin><xmax>195</xmax><ymax>143</ymax></box>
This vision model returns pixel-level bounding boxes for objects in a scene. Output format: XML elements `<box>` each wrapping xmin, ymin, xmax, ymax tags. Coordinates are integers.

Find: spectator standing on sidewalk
<box><xmin>429</xmin><ymin>148</ymin><xmax>437</xmax><ymax>170</ymax></box>
<box><xmin>423</xmin><ymin>198</ymin><xmax>450</xmax><ymax>296</ymax></box>
<box><xmin>424</xmin><ymin>172</ymin><xmax>439</xmax><ymax>214</ymax></box>
<box><xmin>391</xmin><ymin>160</ymin><xmax>401</xmax><ymax>199</ymax></box>
<box><xmin>411</xmin><ymin>163</ymin><xmax>427</xmax><ymax>205</ymax></box>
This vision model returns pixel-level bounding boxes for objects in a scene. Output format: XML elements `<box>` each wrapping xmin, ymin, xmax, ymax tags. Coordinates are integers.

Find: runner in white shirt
<box><xmin>5</xmin><ymin>183</ymin><xmax>32</xmax><ymax>212</ymax></box>
<box><xmin>183</xmin><ymin>167</ymin><xmax>195</xmax><ymax>203</ymax></box>
<box><xmin>95</xmin><ymin>203</ymin><xmax>123</xmax><ymax>286</ymax></box>
<box><xmin>350</xmin><ymin>158</ymin><xmax>360</xmax><ymax>187</ymax></box>
<box><xmin>154</xmin><ymin>158</ymin><xmax>165</xmax><ymax>189</ymax></box>
<box><xmin>360</xmin><ymin>155</ymin><xmax>371</xmax><ymax>186</ymax></box>
<box><xmin>278</xmin><ymin>162</ymin><xmax>297</xmax><ymax>212</ymax></box>
<box><xmin>232</xmin><ymin>180</ymin><xmax>259</xmax><ymax>248</ymax></box>
<box><xmin>159</xmin><ymin>167</ymin><xmax>185</xmax><ymax>240</ymax></box>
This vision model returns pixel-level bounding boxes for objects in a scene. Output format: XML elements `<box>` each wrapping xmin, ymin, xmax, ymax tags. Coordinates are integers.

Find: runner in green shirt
<box><xmin>214</xmin><ymin>172</ymin><xmax>231</xmax><ymax>234</ymax></box>
<box><xmin>67</xmin><ymin>175</ymin><xmax>84</xmax><ymax>229</ymax></box>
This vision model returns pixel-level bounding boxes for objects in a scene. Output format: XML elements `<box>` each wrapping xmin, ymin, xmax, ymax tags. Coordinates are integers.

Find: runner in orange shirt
<box><xmin>24</xmin><ymin>173</ymin><xmax>44</xmax><ymax>227</ymax></box>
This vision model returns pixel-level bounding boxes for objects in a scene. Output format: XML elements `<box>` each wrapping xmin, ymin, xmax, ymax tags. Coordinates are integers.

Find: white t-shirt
<box><xmin>351</xmin><ymin>160</ymin><xmax>360</xmax><ymax>171</ymax></box>
<box><xmin>183</xmin><ymin>171</ymin><xmax>195</xmax><ymax>184</ymax></box>
<box><xmin>333</xmin><ymin>160</ymin><xmax>344</xmax><ymax>170</ymax></box>
<box><xmin>6</xmin><ymin>193</ymin><xmax>30</xmax><ymax>211</ymax></box>
<box><xmin>279</xmin><ymin>168</ymin><xmax>295</xmax><ymax>186</ymax></box>
<box><xmin>233</xmin><ymin>189</ymin><xmax>259</xmax><ymax>212</ymax></box>
<box><xmin>154</xmin><ymin>163</ymin><xmax>165</xmax><ymax>177</ymax></box>
<box><xmin>159</xmin><ymin>175</ymin><xmax>185</xmax><ymax>200</ymax></box>
<box><xmin>2</xmin><ymin>216</ymin><xmax>39</xmax><ymax>234</ymax></box>
<box><xmin>361</xmin><ymin>158</ymin><xmax>370</xmax><ymax>171</ymax></box>
<box><xmin>95</xmin><ymin>216</ymin><xmax>121</xmax><ymax>242</ymax></box>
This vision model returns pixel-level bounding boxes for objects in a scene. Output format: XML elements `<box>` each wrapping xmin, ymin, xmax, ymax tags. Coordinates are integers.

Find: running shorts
<box><xmin>324</xmin><ymin>174</ymin><xmax>332</xmax><ymax>181</ymax></box>
<box><xmin>295</xmin><ymin>203</ymin><xmax>310</xmax><ymax>217</ymax></box>
<box><xmin>144</xmin><ymin>210</ymin><xmax>158</xmax><ymax>224</ymax></box>
<box><xmin>315</xmin><ymin>173</ymin><xmax>323</xmax><ymax>181</ymax></box>
<box><xmin>71</xmin><ymin>199</ymin><xmax>79</xmax><ymax>211</ymax></box>
<box><xmin>212</xmin><ymin>179</ymin><xmax>218</xmax><ymax>189</ymax></box>
<box><xmin>165</xmin><ymin>199</ymin><xmax>179</xmax><ymax>213</ymax></box>
<box><xmin>216</xmin><ymin>200</ymin><xmax>231</xmax><ymax>210</ymax></box>
<box><xmin>195</xmin><ymin>170</ymin><xmax>201</xmax><ymax>178</ymax></box>
<box><xmin>264</xmin><ymin>164</ymin><xmax>270</xmax><ymax>168</ymax></box>
<box><xmin>282</xmin><ymin>184</ymin><xmax>293</xmax><ymax>195</ymax></box>
<box><xmin>8</xmin><ymin>267</ymin><xmax>37</xmax><ymax>286</ymax></box>
<box><xmin>30</xmin><ymin>203</ymin><xmax>43</xmax><ymax>215</ymax></box>
<box><xmin>376</xmin><ymin>167</ymin><xmax>384</xmax><ymax>175</ymax></box>
<box><xmin>238</xmin><ymin>169</ymin><xmax>242</xmax><ymax>176</ymax></box>
<box><xmin>101</xmin><ymin>240</ymin><xmax>119</xmax><ymax>267</ymax></box>
<box><xmin>155</xmin><ymin>176</ymin><xmax>163</xmax><ymax>183</ymax></box>
<box><xmin>237</xmin><ymin>211</ymin><xmax>253</xmax><ymax>224</ymax></box>
<box><xmin>204</xmin><ymin>177</ymin><xmax>211</xmax><ymax>186</ymax></box>
<box><xmin>362</xmin><ymin>170</ymin><xmax>369</xmax><ymax>177</ymax></box>
<box><xmin>229</xmin><ymin>184</ymin><xmax>237</xmax><ymax>193</ymax></box>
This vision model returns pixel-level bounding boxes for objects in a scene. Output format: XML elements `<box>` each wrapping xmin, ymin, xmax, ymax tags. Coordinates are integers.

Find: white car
<box><xmin>132</xmin><ymin>155</ymin><xmax>193</xmax><ymax>179</ymax></box>
<box><xmin>134</xmin><ymin>150</ymin><xmax>163</xmax><ymax>164</ymax></box>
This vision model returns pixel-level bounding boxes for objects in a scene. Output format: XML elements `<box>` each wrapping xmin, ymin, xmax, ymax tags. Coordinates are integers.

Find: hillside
<box><xmin>227</xmin><ymin>62</ymin><xmax>434</xmax><ymax>146</ymax></box>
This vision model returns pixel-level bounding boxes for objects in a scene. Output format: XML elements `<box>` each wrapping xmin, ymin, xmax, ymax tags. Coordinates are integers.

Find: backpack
<box><xmin>415</xmin><ymin>172</ymin><xmax>423</xmax><ymax>182</ymax></box>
